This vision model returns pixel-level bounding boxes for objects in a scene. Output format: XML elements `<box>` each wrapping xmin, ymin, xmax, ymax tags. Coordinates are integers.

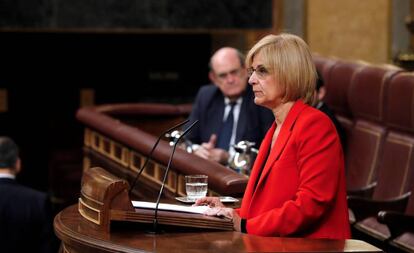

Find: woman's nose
<box><xmin>248</xmin><ymin>73</ymin><xmax>257</xmax><ymax>85</ymax></box>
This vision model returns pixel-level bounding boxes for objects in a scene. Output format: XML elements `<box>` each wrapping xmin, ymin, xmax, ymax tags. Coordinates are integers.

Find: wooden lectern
<box><xmin>53</xmin><ymin>167</ymin><xmax>383</xmax><ymax>253</ymax></box>
<box><xmin>78</xmin><ymin>166</ymin><xmax>233</xmax><ymax>233</ymax></box>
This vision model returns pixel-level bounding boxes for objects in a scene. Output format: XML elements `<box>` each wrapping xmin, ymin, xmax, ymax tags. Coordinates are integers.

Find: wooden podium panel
<box><xmin>78</xmin><ymin>166</ymin><xmax>233</xmax><ymax>232</ymax></box>
<box><xmin>54</xmin><ymin>205</ymin><xmax>383</xmax><ymax>253</ymax></box>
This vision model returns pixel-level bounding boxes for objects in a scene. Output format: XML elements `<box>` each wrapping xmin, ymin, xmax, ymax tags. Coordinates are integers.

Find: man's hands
<box><xmin>193</xmin><ymin>134</ymin><xmax>229</xmax><ymax>164</ymax></box>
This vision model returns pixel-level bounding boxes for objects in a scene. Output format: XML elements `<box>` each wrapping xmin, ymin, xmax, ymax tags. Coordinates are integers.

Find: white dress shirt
<box><xmin>0</xmin><ymin>172</ymin><xmax>15</xmax><ymax>179</ymax></box>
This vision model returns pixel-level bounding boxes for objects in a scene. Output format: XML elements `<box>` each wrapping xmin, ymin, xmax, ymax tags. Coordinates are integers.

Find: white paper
<box><xmin>131</xmin><ymin>201</ymin><xmax>210</xmax><ymax>214</ymax></box>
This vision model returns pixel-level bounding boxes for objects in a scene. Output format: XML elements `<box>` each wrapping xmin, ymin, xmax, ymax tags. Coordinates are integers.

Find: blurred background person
<box><xmin>0</xmin><ymin>136</ymin><xmax>57</xmax><ymax>253</ymax></box>
<box><xmin>186</xmin><ymin>47</ymin><xmax>274</xmax><ymax>165</ymax></box>
<box><xmin>196</xmin><ymin>33</ymin><xmax>350</xmax><ymax>239</ymax></box>
<box><xmin>313</xmin><ymin>71</ymin><xmax>347</xmax><ymax>150</ymax></box>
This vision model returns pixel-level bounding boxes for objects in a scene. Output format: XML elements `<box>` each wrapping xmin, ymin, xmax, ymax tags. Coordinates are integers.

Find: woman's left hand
<box><xmin>203</xmin><ymin>207</ymin><xmax>242</xmax><ymax>232</ymax></box>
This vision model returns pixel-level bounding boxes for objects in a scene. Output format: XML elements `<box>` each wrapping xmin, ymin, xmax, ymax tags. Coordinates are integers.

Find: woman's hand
<box><xmin>194</xmin><ymin>197</ymin><xmax>225</xmax><ymax>208</ymax></box>
<box><xmin>204</xmin><ymin>207</ymin><xmax>242</xmax><ymax>232</ymax></box>
<box><xmin>194</xmin><ymin>197</ymin><xmax>242</xmax><ymax>231</ymax></box>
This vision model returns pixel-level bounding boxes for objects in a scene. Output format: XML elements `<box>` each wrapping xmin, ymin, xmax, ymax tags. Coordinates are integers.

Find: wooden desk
<box><xmin>54</xmin><ymin>205</ymin><xmax>382</xmax><ymax>253</ymax></box>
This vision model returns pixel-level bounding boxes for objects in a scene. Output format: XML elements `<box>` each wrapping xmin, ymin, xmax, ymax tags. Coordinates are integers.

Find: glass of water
<box><xmin>185</xmin><ymin>175</ymin><xmax>208</xmax><ymax>200</ymax></box>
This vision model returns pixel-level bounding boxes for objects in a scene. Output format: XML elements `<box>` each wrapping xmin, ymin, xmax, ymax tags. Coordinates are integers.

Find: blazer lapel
<box><xmin>254</xmin><ymin>100</ymin><xmax>307</xmax><ymax>190</ymax></box>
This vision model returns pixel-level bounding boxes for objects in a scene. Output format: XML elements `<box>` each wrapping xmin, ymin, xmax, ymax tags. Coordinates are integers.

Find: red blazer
<box><xmin>237</xmin><ymin>100</ymin><xmax>350</xmax><ymax>239</ymax></box>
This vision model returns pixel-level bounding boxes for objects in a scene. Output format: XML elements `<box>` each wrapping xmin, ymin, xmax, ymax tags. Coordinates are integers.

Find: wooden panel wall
<box><xmin>307</xmin><ymin>0</ymin><xmax>391</xmax><ymax>64</ymax></box>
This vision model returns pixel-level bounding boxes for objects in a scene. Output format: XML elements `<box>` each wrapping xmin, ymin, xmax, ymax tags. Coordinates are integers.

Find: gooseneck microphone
<box><xmin>152</xmin><ymin>120</ymin><xmax>199</xmax><ymax>233</ymax></box>
<box><xmin>129</xmin><ymin>119</ymin><xmax>190</xmax><ymax>195</ymax></box>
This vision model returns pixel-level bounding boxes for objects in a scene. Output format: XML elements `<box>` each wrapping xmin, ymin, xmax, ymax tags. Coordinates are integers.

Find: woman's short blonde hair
<box><xmin>246</xmin><ymin>33</ymin><xmax>316</xmax><ymax>105</ymax></box>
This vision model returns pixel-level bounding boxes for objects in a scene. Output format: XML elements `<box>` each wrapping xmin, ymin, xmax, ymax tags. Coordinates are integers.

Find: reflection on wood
<box><xmin>55</xmin><ymin>204</ymin><xmax>383</xmax><ymax>253</ymax></box>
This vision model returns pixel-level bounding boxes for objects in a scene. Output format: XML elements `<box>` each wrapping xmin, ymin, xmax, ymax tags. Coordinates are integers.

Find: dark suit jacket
<box><xmin>0</xmin><ymin>178</ymin><xmax>55</xmax><ymax>253</ymax></box>
<box><xmin>187</xmin><ymin>84</ymin><xmax>274</xmax><ymax>149</ymax></box>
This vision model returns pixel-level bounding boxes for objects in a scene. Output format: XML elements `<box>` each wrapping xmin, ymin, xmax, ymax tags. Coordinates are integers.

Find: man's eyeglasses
<box><xmin>247</xmin><ymin>65</ymin><xmax>270</xmax><ymax>79</ymax></box>
<box><xmin>216</xmin><ymin>68</ymin><xmax>243</xmax><ymax>80</ymax></box>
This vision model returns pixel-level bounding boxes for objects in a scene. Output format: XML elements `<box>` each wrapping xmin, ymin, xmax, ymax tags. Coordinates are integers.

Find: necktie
<box><xmin>217</xmin><ymin>102</ymin><xmax>236</xmax><ymax>151</ymax></box>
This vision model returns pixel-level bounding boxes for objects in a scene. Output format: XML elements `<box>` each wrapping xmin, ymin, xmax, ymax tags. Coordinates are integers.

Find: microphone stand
<box><xmin>151</xmin><ymin>120</ymin><xmax>199</xmax><ymax>233</ymax></box>
<box><xmin>129</xmin><ymin>119</ymin><xmax>190</xmax><ymax>196</ymax></box>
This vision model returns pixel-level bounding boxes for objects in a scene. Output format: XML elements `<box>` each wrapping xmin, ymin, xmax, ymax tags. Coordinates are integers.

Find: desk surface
<box><xmin>54</xmin><ymin>205</ymin><xmax>382</xmax><ymax>253</ymax></box>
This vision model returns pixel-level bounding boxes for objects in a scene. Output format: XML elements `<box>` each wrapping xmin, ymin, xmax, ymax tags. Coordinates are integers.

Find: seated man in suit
<box><xmin>187</xmin><ymin>47</ymin><xmax>274</xmax><ymax>165</ymax></box>
<box><xmin>0</xmin><ymin>136</ymin><xmax>56</xmax><ymax>253</ymax></box>
<box><xmin>314</xmin><ymin>71</ymin><xmax>346</xmax><ymax>150</ymax></box>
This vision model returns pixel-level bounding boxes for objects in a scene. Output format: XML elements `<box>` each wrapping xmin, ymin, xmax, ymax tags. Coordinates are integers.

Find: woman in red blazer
<box><xmin>196</xmin><ymin>33</ymin><xmax>350</xmax><ymax>239</ymax></box>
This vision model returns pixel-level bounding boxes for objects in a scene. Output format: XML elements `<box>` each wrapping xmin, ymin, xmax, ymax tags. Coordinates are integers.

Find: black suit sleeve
<box><xmin>186</xmin><ymin>87</ymin><xmax>205</xmax><ymax>144</ymax></box>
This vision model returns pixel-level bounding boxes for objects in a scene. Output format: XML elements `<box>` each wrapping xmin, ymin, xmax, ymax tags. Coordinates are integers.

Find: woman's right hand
<box><xmin>194</xmin><ymin>196</ymin><xmax>225</xmax><ymax>208</ymax></box>
<box><xmin>194</xmin><ymin>197</ymin><xmax>236</xmax><ymax>221</ymax></box>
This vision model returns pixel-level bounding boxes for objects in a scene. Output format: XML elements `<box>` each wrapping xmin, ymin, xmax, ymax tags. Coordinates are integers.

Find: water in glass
<box><xmin>185</xmin><ymin>175</ymin><xmax>208</xmax><ymax>200</ymax></box>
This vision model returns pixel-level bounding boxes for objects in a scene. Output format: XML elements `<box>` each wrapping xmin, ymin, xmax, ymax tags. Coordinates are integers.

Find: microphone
<box><xmin>129</xmin><ymin>119</ymin><xmax>190</xmax><ymax>195</ymax></box>
<box><xmin>152</xmin><ymin>120</ymin><xmax>199</xmax><ymax>233</ymax></box>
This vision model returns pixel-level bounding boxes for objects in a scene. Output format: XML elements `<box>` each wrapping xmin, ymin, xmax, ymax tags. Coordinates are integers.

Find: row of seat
<box><xmin>313</xmin><ymin>55</ymin><xmax>414</xmax><ymax>253</ymax></box>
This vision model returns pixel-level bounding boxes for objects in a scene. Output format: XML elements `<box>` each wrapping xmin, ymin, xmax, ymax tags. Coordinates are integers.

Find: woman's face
<box><xmin>248</xmin><ymin>52</ymin><xmax>283</xmax><ymax>110</ymax></box>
